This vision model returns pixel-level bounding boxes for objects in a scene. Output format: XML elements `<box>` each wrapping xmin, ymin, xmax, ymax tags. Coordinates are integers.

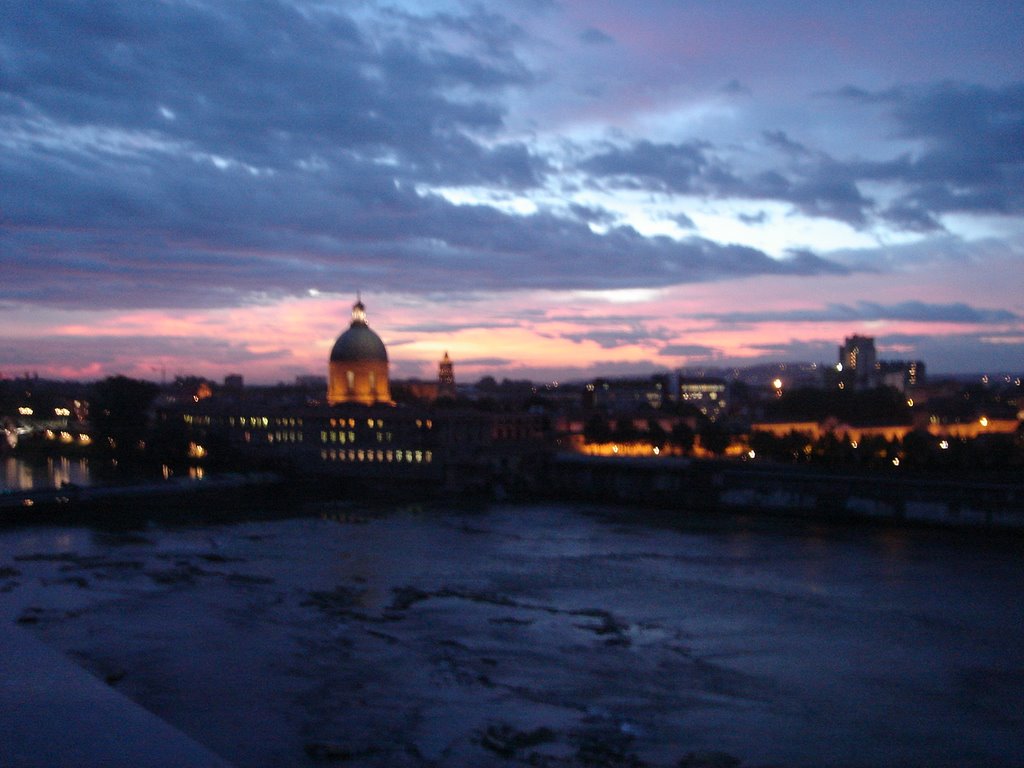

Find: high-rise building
<box><xmin>838</xmin><ymin>335</ymin><xmax>877</xmax><ymax>387</ymax></box>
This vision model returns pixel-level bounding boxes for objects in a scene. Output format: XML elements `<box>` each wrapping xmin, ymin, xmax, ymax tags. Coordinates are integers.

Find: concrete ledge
<box><xmin>1</xmin><ymin>623</ymin><xmax>233</xmax><ymax>768</ymax></box>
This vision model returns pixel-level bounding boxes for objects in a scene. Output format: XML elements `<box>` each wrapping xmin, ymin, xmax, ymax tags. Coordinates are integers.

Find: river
<box><xmin>1</xmin><ymin>502</ymin><xmax>1021</xmax><ymax>767</ymax></box>
<box><xmin>1</xmin><ymin>455</ymin><xmax>92</xmax><ymax>492</ymax></box>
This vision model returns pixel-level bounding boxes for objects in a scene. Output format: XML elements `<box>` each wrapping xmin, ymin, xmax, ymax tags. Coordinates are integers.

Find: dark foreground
<box><xmin>1</xmin><ymin>502</ymin><xmax>1022</xmax><ymax>767</ymax></box>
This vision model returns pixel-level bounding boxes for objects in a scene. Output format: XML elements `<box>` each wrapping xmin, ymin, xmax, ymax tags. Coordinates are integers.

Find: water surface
<box><xmin>1</xmin><ymin>503</ymin><xmax>1021</xmax><ymax>767</ymax></box>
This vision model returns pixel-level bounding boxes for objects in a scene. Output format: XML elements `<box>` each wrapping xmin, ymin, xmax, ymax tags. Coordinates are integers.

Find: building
<box><xmin>878</xmin><ymin>360</ymin><xmax>925</xmax><ymax>391</ymax></box>
<box><xmin>438</xmin><ymin>352</ymin><xmax>456</xmax><ymax>399</ymax></box>
<box><xmin>167</xmin><ymin>298</ymin><xmax>549</xmax><ymax>491</ymax></box>
<box><xmin>327</xmin><ymin>298</ymin><xmax>392</xmax><ymax>406</ymax></box>
<box><xmin>838</xmin><ymin>335</ymin><xmax>877</xmax><ymax>388</ymax></box>
<box><xmin>585</xmin><ymin>375</ymin><xmax>669</xmax><ymax>412</ymax></box>
<box><xmin>677</xmin><ymin>376</ymin><xmax>728</xmax><ymax>420</ymax></box>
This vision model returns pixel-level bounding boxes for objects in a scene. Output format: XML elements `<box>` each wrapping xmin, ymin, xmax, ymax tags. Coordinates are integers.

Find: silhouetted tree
<box><xmin>612</xmin><ymin>418</ymin><xmax>640</xmax><ymax>442</ymax></box>
<box><xmin>647</xmin><ymin>418</ymin><xmax>667</xmax><ymax>448</ymax></box>
<box><xmin>669</xmin><ymin>422</ymin><xmax>695</xmax><ymax>454</ymax></box>
<box><xmin>698</xmin><ymin>422</ymin><xmax>730</xmax><ymax>456</ymax></box>
<box><xmin>584</xmin><ymin>414</ymin><xmax>612</xmax><ymax>443</ymax></box>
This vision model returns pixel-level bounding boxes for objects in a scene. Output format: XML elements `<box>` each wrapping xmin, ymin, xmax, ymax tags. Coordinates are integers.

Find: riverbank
<box><xmin>543</xmin><ymin>454</ymin><xmax>1024</xmax><ymax>531</ymax></box>
<box><xmin>4</xmin><ymin>451</ymin><xmax>1022</xmax><ymax>533</ymax></box>
<box><xmin>0</xmin><ymin>471</ymin><xmax>285</xmax><ymax>527</ymax></box>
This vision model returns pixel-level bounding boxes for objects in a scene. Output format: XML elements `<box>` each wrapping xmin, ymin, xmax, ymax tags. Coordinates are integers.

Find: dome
<box><xmin>329</xmin><ymin>299</ymin><xmax>388</xmax><ymax>363</ymax></box>
<box><xmin>330</xmin><ymin>323</ymin><xmax>388</xmax><ymax>363</ymax></box>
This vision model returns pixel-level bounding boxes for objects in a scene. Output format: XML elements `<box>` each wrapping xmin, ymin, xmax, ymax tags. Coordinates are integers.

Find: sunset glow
<box><xmin>2</xmin><ymin>1</ymin><xmax>1022</xmax><ymax>382</ymax></box>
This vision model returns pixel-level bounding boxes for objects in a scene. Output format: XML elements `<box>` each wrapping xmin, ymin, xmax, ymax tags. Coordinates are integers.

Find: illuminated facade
<box><xmin>328</xmin><ymin>298</ymin><xmax>391</xmax><ymax>406</ymax></box>
<box><xmin>178</xmin><ymin>405</ymin><xmax>440</xmax><ymax>481</ymax></box>
<box><xmin>678</xmin><ymin>377</ymin><xmax>727</xmax><ymax>420</ymax></box>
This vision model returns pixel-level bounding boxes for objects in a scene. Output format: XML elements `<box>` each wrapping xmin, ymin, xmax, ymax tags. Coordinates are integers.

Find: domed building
<box><xmin>327</xmin><ymin>297</ymin><xmax>392</xmax><ymax>405</ymax></box>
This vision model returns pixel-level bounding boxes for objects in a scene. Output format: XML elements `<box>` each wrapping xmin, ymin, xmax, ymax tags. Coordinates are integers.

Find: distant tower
<box><xmin>438</xmin><ymin>351</ymin><xmax>456</xmax><ymax>399</ymax></box>
<box><xmin>327</xmin><ymin>297</ymin><xmax>391</xmax><ymax>405</ymax></box>
<box><xmin>838</xmin><ymin>335</ymin><xmax>877</xmax><ymax>388</ymax></box>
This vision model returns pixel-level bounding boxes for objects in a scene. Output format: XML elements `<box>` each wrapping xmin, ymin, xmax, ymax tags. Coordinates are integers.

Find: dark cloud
<box><xmin>2</xmin><ymin>335</ymin><xmax>292</xmax><ymax>370</ymax></box>
<box><xmin>671</xmin><ymin>212</ymin><xmax>697</xmax><ymax>229</ymax></box>
<box><xmin>761</xmin><ymin>130</ymin><xmax>809</xmax><ymax>157</ymax></box>
<box><xmin>1</xmin><ymin>0</ymin><xmax>537</xmax><ymax>183</ymax></box>
<box><xmin>696</xmin><ymin>301</ymin><xmax>1019</xmax><ymax>326</ymax></box>
<box><xmin>835</xmin><ymin>81</ymin><xmax>1024</xmax><ymax>219</ymax></box>
<box><xmin>568</xmin><ymin>203</ymin><xmax>618</xmax><ymax>225</ymax></box>
<box><xmin>578</xmin><ymin>138</ymin><xmax>873</xmax><ymax>227</ymax></box>
<box><xmin>562</xmin><ymin>327</ymin><xmax>659</xmax><ymax>350</ymax></box>
<box><xmin>878</xmin><ymin>203</ymin><xmax>943</xmax><ymax>233</ymax></box>
<box><xmin>2</xmin><ymin>0</ymin><xmax>1016</xmax><ymax>335</ymax></box>
<box><xmin>738</xmin><ymin>211</ymin><xmax>768</xmax><ymax>225</ymax></box>
<box><xmin>1</xmin><ymin>131</ymin><xmax>848</xmax><ymax>309</ymax></box>
<box><xmin>579</xmin><ymin>140</ymin><xmax>730</xmax><ymax>195</ymax></box>
<box><xmin>449</xmin><ymin>357</ymin><xmax>514</xmax><ymax>367</ymax></box>
<box><xmin>721</xmin><ymin>80</ymin><xmax>750</xmax><ymax>96</ymax></box>
<box><xmin>580</xmin><ymin>28</ymin><xmax>614</xmax><ymax>45</ymax></box>
<box><xmin>392</xmin><ymin>321</ymin><xmax>520</xmax><ymax>334</ymax></box>
<box><xmin>1</xmin><ymin>0</ymin><xmax>855</xmax><ymax>312</ymax></box>
<box><xmin>880</xmin><ymin>333</ymin><xmax>1024</xmax><ymax>374</ymax></box>
<box><xmin>579</xmin><ymin>82</ymin><xmax>1024</xmax><ymax>231</ymax></box>
<box><xmin>659</xmin><ymin>344</ymin><xmax>719</xmax><ymax>358</ymax></box>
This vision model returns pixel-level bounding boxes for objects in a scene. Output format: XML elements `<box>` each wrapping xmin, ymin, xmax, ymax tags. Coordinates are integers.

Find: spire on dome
<box><xmin>351</xmin><ymin>294</ymin><xmax>367</xmax><ymax>325</ymax></box>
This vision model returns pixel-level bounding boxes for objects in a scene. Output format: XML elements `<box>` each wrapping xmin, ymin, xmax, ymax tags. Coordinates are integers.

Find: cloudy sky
<box><xmin>3</xmin><ymin>0</ymin><xmax>1023</xmax><ymax>383</ymax></box>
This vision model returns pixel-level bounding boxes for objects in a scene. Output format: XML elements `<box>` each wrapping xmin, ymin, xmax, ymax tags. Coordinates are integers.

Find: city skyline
<box><xmin>3</xmin><ymin>1</ymin><xmax>1023</xmax><ymax>383</ymax></box>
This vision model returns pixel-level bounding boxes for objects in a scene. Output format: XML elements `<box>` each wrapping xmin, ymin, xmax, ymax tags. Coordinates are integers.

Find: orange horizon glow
<box><xmin>4</xmin><ymin>279</ymin><xmax>1023</xmax><ymax>385</ymax></box>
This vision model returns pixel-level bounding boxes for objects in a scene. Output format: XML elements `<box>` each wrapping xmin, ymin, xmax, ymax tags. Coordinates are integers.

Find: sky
<box><xmin>2</xmin><ymin>0</ymin><xmax>1023</xmax><ymax>384</ymax></box>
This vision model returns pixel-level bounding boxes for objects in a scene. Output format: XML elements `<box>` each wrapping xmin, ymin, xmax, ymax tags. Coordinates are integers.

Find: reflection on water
<box><xmin>0</xmin><ymin>456</ymin><xmax>92</xmax><ymax>491</ymax></box>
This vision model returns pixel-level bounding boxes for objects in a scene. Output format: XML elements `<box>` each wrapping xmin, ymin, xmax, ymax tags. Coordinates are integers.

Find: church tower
<box><xmin>438</xmin><ymin>351</ymin><xmax>456</xmax><ymax>399</ymax></box>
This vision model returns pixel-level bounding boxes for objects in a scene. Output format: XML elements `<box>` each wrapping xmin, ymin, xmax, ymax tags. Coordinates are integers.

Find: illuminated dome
<box><xmin>330</xmin><ymin>301</ymin><xmax>388</xmax><ymax>363</ymax></box>
<box><xmin>327</xmin><ymin>298</ymin><xmax>391</xmax><ymax>405</ymax></box>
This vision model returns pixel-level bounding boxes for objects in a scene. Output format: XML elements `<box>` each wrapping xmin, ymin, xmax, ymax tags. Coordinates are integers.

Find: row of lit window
<box><xmin>183</xmin><ymin>415</ymin><xmax>213</xmax><ymax>425</ymax></box>
<box><xmin>320</xmin><ymin>448</ymin><xmax>432</xmax><ymax>464</ymax></box>
<box><xmin>241</xmin><ymin>432</ymin><xmax>300</xmax><ymax>444</ymax></box>
<box><xmin>44</xmin><ymin>429</ymin><xmax>92</xmax><ymax>446</ymax></box>
<box><xmin>322</xmin><ymin>430</ymin><xmax>399</xmax><ymax>444</ymax></box>
<box><xmin>226</xmin><ymin>416</ymin><xmax>304</xmax><ymax>429</ymax></box>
